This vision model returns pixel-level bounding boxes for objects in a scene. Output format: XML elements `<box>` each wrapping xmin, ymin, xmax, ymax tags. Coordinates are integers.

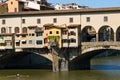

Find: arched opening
<box><xmin>82</xmin><ymin>26</ymin><xmax>96</xmax><ymax>42</ymax></box>
<box><xmin>70</xmin><ymin>49</ymin><xmax>120</xmax><ymax>70</ymax></box>
<box><xmin>98</xmin><ymin>26</ymin><xmax>114</xmax><ymax>41</ymax></box>
<box><xmin>15</xmin><ymin>27</ymin><xmax>19</xmax><ymax>33</ymax></box>
<box><xmin>1</xmin><ymin>27</ymin><xmax>6</xmax><ymax>34</ymax></box>
<box><xmin>0</xmin><ymin>52</ymin><xmax>52</xmax><ymax>69</ymax></box>
<box><xmin>116</xmin><ymin>26</ymin><xmax>120</xmax><ymax>41</ymax></box>
<box><xmin>22</xmin><ymin>27</ymin><xmax>27</xmax><ymax>33</ymax></box>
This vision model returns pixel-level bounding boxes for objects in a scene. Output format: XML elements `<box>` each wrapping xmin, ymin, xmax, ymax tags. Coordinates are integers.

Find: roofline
<box><xmin>1</xmin><ymin>7</ymin><xmax>120</xmax><ymax>16</ymax></box>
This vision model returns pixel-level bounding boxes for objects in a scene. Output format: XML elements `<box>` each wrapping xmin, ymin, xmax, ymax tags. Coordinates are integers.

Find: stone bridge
<box><xmin>82</xmin><ymin>42</ymin><xmax>120</xmax><ymax>54</ymax></box>
<box><xmin>0</xmin><ymin>41</ymin><xmax>120</xmax><ymax>71</ymax></box>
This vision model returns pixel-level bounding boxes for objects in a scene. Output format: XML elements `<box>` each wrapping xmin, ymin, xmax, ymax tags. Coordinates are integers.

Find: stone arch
<box><xmin>0</xmin><ymin>51</ymin><xmax>53</xmax><ymax>69</ymax></box>
<box><xmin>116</xmin><ymin>26</ymin><xmax>120</xmax><ymax>41</ymax></box>
<box><xmin>98</xmin><ymin>25</ymin><xmax>114</xmax><ymax>41</ymax></box>
<box><xmin>82</xmin><ymin>26</ymin><xmax>96</xmax><ymax>42</ymax></box>
<box><xmin>1</xmin><ymin>27</ymin><xmax>6</xmax><ymax>34</ymax></box>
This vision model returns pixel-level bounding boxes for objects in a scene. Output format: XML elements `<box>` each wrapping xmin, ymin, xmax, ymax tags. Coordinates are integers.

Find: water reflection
<box><xmin>1</xmin><ymin>56</ymin><xmax>120</xmax><ymax>80</ymax></box>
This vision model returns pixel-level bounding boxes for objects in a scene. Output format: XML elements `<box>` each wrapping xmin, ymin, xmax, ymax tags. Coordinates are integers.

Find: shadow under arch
<box><xmin>0</xmin><ymin>51</ymin><xmax>52</xmax><ymax>69</ymax></box>
<box><xmin>98</xmin><ymin>25</ymin><xmax>114</xmax><ymax>41</ymax></box>
<box><xmin>69</xmin><ymin>49</ymin><xmax>120</xmax><ymax>70</ymax></box>
<box><xmin>82</xmin><ymin>26</ymin><xmax>96</xmax><ymax>42</ymax></box>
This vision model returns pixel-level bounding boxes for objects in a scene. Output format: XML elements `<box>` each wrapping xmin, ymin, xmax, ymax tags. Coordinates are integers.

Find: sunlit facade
<box><xmin>0</xmin><ymin>7</ymin><xmax>120</xmax><ymax>50</ymax></box>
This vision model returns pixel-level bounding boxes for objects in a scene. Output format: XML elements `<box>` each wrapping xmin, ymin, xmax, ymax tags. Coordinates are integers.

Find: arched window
<box><xmin>98</xmin><ymin>26</ymin><xmax>114</xmax><ymax>41</ymax></box>
<box><xmin>15</xmin><ymin>27</ymin><xmax>19</xmax><ymax>33</ymax></box>
<box><xmin>1</xmin><ymin>27</ymin><xmax>6</xmax><ymax>33</ymax></box>
<box><xmin>22</xmin><ymin>27</ymin><xmax>27</xmax><ymax>33</ymax></box>
<box><xmin>82</xmin><ymin>26</ymin><xmax>96</xmax><ymax>42</ymax></box>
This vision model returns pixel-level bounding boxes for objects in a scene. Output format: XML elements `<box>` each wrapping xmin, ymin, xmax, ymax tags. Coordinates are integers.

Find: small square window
<box><xmin>69</xmin><ymin>18</ymin><xmax>73</xmax><ymax>23</ymax></box>
<box><xmin>2</xmin><ymin>19</ymin><xmax>5</xmax><ymax>24</ymax></box>
<box><xmin>36</xmin><ymin>40</ymin><xmax>42</xmax><ymax>45</ymax></box>
<box><xmin>22</xmin><ymin>19</ymin><xmax>25</xmax><ymax>24</ymax></box>
<box><xmin>32</xmin><ymin>33</ymin><xmax>34</xmax><ymax>36</ymax></box>
<box><xmin>36</xmin><ymin>32</ymin><xmax>42</xmax><ymax>37</ymax></box>
<box><xmin>56</xmin><ymin>31</ymin><xmax>59</xmax><ymax>34</ymax></box>
<box><xmin>104</xmin><ymin>16</ymin><xmax>108</xmax><ymax>22</ymax></box>
<box><xmin>50</xmin><ymin>31</ymin><xmax>52</xmax><ymax>34</ymax></box>
<box><xmin>37</xmin><ymin>19</ymin><xmax>41</xmax><ymax>24</ymax></box>
<box><xmin>86</xmin><ymin>17</ymin><xmax>90</xmax><ymax>22</ymax></box>
<box><xmin>53</xmin><ymin>18</ymin><xmax>57</xmax><ymax>23</ymax></box>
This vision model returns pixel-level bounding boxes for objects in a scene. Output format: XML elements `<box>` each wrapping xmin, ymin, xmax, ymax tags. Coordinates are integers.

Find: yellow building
<box><xmin>6</xmin><ymin>0</ymin><xmax>24</xmax><ymax>12</ymax></box>
<box><xmin>43</xmin><ymin>24</ymin><xmax>65</xmax><ymax>48</ymax></box>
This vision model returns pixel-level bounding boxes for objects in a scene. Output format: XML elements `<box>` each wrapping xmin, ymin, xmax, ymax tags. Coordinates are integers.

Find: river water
<box><xmin>1</xmin><ymin>55</ymin><xmax>120</xmax><ymax>80</ymax></box>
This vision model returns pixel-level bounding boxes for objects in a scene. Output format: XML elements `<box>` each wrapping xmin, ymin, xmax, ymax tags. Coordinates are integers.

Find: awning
<box><xmin>15</xmin><ymin>40</ymin><xmax>20</xmax><ymax>42</ymax></box>
<box><xmin>21</xmin><ymin>40</ymin><xmax>26</xmax><ymax>42</ymax></box>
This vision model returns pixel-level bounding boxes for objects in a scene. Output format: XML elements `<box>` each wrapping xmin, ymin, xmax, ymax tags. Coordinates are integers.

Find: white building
<box><xmin>55</xmin><ymin>3</ymin><xmax>88</xmax><ymax>10</ymax></box>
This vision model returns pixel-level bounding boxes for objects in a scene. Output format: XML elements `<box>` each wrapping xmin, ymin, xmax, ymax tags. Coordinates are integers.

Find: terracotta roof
<box><xmin>43</xmin><ymin>23</ymin><xmax>54</xmax><ymax>27</ymax></box>
<box><xmin>67</xmin><ymin>24</ymin><xmax>81</xmax><ymax>28</ymax></box>
<box><xmin>0</xmin><ymin>33</ymin><xmax>14</xmax><ymax>35</ymax></box>
<box><xmin>28</xmin><ymin>25</ymin><xmax>37</xmax><ymax>28</ymax></box>
<box><xmin>1</xmin><ymin>7</ymin><xmax>120</xmax><ymax>16</ymax></box>
<box><xmin>44</xmin><ymin>24</ymin><xmax>66</xmax><ymax>29</ymax></box>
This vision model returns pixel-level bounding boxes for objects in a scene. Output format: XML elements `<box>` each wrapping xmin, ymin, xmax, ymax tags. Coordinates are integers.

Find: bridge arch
<box><xmin>82</xmin><ymin>46</ymin><xmax>120</xmax><ymax>55</ymax></box>
<box><xmin>0</xmin><ymin>51</ymin><xmax>53</xmax><ymax>69</ymax></box>
<box><xmin>98</xmin><ymin>25</ymin><xmax>114</xmax><ymax>41</ymax></box>
<box><xmin>81</xmin><ymin>25</ymin><xmax>96</xmax><ymax>42</ymax></box>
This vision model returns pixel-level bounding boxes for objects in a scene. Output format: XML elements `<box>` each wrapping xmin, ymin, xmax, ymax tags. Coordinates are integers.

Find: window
<box><xmin>6</xmin><ymin>42</ymin><xmax>11</xmax><ymax>46</ymax></box>
<box><xmin>70</xmin><ymin>39</ymin><xmax>76</xmax><ymax>43</ymax></box>
<box><xmin>70</xmin><ymin>31</ymin><xmax>76</xmax><ymax>36</ymax></box>
<box><xmin>14</xmin><ymin>8</ymin><xmax>17</xmax><ymax>12</ymax></box>
<box><xmin>86</xmin><ymin>17</ymin><xmax>90</xmax><ymax>22</ymax></box>
<box><xmin>9</xmin><ymin>27</ymin><xmax>12</xmax><ymax>33</ymax></box>
<box><xmin>56</xmin><ymin>31</ymin><xmax>59</xmax><ymax>34</ymax></box>
<box><xmin>37</xmin><ymin>19</ymin><xmax>41</xmax><ymax>24</ymax></box>
<box><xmin>69</xmin><ymin>18</ymin><xmax>73</xmax><ymax>23</ymax></box>
<box><xmin>22</xmin><ymin>41</ymin><xmax>26</xmax><ymax>44</ymax></box>
<box><xmin>36</xmin><ymin>32</ymin><xmax>42</xmax><ymax>37</ymax></box>
<box><xmin>36</xmin><ymin>40</ymin><xmax>42</xmax><ymax>45</ymax></box>
<box><xmin>16</xmin><ymin>42</ymin><xmax>20</xmax><ymax>46</ymax></box>
<box><xmin>62</xmin><ymin>39</ymin><xmax>68</xmax><ymax>43</ymax></box>
<box><xmin>29</xmin><ymin>40</ymin><xmax>35</xmax><ymax>44</ymax></box>
<box><xmin>49</xmin><ymin>31</ymin><xmax>52</xmax><ymax>34</ymax></box>
<box><xmin>22</xmin><ymin>35</ymin><xmax>26</xmax><ymax>38</ymax></box>
<box><xmin>15</xmin><ymin>27</ymin><xmax>19</xmax><ymax>33</ymax></box>
<box><xmin>22</xmin><ymin>19</ymin><xmax>25</xmax><ymax>24</ymax></box>
<box><xmin>11</xmin><ymin>2</ymin><xmax>13</xmax><ymax>4</ymax></box>
<box><xmin>104</xmin><ymin>16</ymin><xmax>108</xmax><ymax>22</ymax></box>
<box><xmin>22</xmin><ymin>27</ymin><xmax>27</xmax><ymax>33</ymax></box>
<box><xmin>62</xmin><ymin>29</ymin><xmax>68</xmax><ymax>35</ymax></box>
<box><xmin>1</xmin><ymin>27</ymin><xmax>6</xmax><ymax>33</ymax></box>
<box><xmin>2</xmin><ymin>19</ymin><xmax>5</xmax><ymax>24</ymax></box>
<box><xmin>32</xmin><ymin>33</ymin><xmax>34</xmax><ymax>36</ymax></box>
<box><xmin>53</xmin><ymin>18</ymin><xmax>57</xmax><ymax>23</ymax></box>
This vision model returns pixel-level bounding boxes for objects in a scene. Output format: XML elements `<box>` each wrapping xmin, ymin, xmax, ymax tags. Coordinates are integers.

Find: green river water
<box><xmin>1</xmin><ymin>55</ymin><xmax>120</xmax><ymax>80</ymax></box>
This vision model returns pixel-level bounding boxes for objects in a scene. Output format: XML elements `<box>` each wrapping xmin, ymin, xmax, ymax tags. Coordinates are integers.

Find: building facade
<box><xmin>54</xmin><ymin>3</ymin><xmax>88</xmax><ymax>10</ymax></box>
<box><xmin>0</xmin><ymin>7</ymin><xmax>120</xmax><ymax>51</ymax></box>
<box><xmin>6</xmin><ymin>0</ymin><xmax>54</xmax><ymax>12</ymax></box>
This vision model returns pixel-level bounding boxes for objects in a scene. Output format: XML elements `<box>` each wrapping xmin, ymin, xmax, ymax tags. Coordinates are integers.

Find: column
<box><xmin>96</xmin><ymin>33</ymin><xmax>99</xmax><ymax>42</ymax></box>
<box><xmin>114</xmin><ymin>33</ymin><xmax>116</xmax><ymax>42</ymax></box>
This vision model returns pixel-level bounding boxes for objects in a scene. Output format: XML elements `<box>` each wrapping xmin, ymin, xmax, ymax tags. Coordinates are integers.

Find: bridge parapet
<box><xmin>82</xmin><ymin>42</ymin><xmax>120</xmax><ymax>47</ymax></box>
<box><xmin>81</xmin><ymin>42</ymin><xmax>120</xmax><ymax>54</ymax></box>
